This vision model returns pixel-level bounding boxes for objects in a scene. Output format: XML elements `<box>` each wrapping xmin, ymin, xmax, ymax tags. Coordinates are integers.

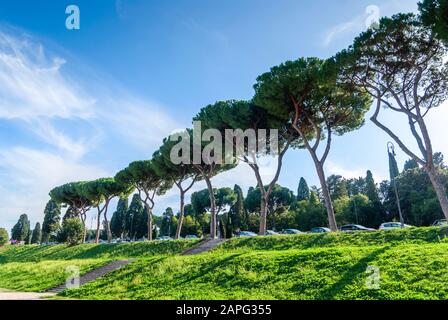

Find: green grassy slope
<box><xmin>1</xmin><ymin>229</ymin><xmax>447</xmax><ymax>299</ymax></box>
<box><xmin>60</xmin><ymin>243</ymin><xmax>448</xmax><ymax>300</ymax></box>
<box><xmin>0</xmin><ymin>239</ymin><xmax>199</xmax><ymax>263</ymax></box>
<box><xmin>217</xmin><ymin>227</ymin><xmax>448</xmax><ymax>252</ymax></box>
<box><xmin>0</xmin><ymin>240</ymin><xmax>199</xmax><ymax>292</ymax></box>
<box><xmin>0</xmin><ymin>259</ymin><xmax>107</xmax><ymax>292</ymax></box>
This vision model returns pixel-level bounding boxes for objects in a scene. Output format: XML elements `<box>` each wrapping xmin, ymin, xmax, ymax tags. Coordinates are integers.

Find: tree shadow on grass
<box><xmin>174</xmin><ymin>253</ymin><xmax>243</xmax><ymax>286</ymax></box>
<box><xmin>319</xmin><ymin>246</ymin><xmax>389</xmax><ymax>300</ymax></box>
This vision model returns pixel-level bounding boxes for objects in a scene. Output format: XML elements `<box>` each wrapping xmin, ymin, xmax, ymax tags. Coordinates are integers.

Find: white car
<box><xmin>379</xmin><ymin>222</ymin><xmax>412</xmax><ymax>230</ymax></box>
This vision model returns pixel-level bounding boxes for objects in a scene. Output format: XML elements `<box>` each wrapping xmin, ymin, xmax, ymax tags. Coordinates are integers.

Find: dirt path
<box><xmin>46</xmin><ymin>259</ymin><xmax>134</xmax><ymax>294</ymax></box>
<box><xmin>180</xmin><ymin>238</ymin><xmax>228</xmax><ymax>255</ymax></box>
<box><xmin>0</xmin><ymin>289</ymin><xmax>55</xmax><ymax>300</ymax></box>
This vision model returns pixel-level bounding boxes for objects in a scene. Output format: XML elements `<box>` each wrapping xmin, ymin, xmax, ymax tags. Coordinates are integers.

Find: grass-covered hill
<box><xmin>0</xmin><ymin>240</ymin><xmax>199</xmax><ymax>292</ymax></box>
<box><xmin>0</xmin><ymin>228</ymin><xmax>447</xmax><ymax>299</ymax></box>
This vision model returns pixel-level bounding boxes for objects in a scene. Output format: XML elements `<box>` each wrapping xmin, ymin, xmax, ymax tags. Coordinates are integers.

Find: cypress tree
<box><xmin>365</xmin><ymin>170</ymin><xmax>380</xmax><ymax>203</ymax></box>
<box><xmin>110</xmin><ymin>197</ymin><xmax>128</xmax><ymax>238</ymax></box>
<box><xmin>126</xmin><ymin>194</ymin><xmax>144</xmax><ymax>239</ymax></box>
<box><xmin>42</xmin><ymin>199</ymin><xmax>61</xmax><ymax>243</ymax></box>
<box><xmin>11</xmin><ymin>214</ymin><xmax>30</xmax><ymax>242</ymax></box>
<box><xmin>31</xmin><ymin>222</ymin><xmax>42</xmax><ymax>244</ymax></box>
<box><xmin>297</xmin><ymin>177</ymin><xmax>310</xmax><ymax>201</ymax></box>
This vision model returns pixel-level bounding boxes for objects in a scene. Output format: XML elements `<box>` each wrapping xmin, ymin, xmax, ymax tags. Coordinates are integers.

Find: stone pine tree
<box><xmin>254</xmin><ymin>57</ymin><xmax>370</xmax><ymax>231</ymax></box>
<box><xmin>297</xmin><ymin>177</ymin><xmax>310</xmax><ymax>201</ymax></box>
<box><xmin>42</xmin><ymin>199</ymin><xmax>61</xmax><ymax>243</ymax></box>
<box><xmin>194</xmin><ymin>100</ymin><xmax>297</xmax><ymax>235</ymax></box>
<box><xmin>50</xmin><ymin>182</ymin><xmax>93</xmax><ymax>242</ymax></box>
<box><xmin>170</xmin><ymin>128</ymin><xmax>234</xmax><ymax>239</ymax></box>
<box><xmin>81</xmin><ymin>178</ymin><xmax>133</xmax><ymax>243</ymax></box>
<box><xmin>31</xmin><ymin>222</ymin><xmax>42</xmax><ymax>244</ymax></box>
<box><xmin>152</xmin><ymin>134</ymin><xmax>199</xmax><ymax>239</ymax></box>
<box><xmin>110</xmin><ymin>197</ymin><xmax>128</xmax><ymax>239</ymax></box>
<box><xmin>337</xmin><ymin>14</ymin><xmax>448</xmax><ymax>221</ymax></box>
<box><xmin>11</xmin><ymin>214</ymin><xmax>30</xmax><ymax>242</ymax></box>
<box><xmin>419</xmin><ymin>0</ymin><xmax>448</xmax><ymax>43</ymax></box>
<box><xmin>116</xmin><ymin>161</ymin><xmax>171</xmax><ymax>241</ymax></box>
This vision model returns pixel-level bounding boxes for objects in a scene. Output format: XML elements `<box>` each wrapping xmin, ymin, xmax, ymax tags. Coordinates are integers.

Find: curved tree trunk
<box><xmin>204</xmin><ymin>176</ymin><xmax>217</xmax><ymax>239</ymax></box>
<box><xmin>314</xmin><ymin>160</ymin><xmax>338</xmax><ymax>231</ymax></box>
<box><xmin>103</xmin><ymin>203</ymin><xmax>112</xmax><ymax>243</ymax></box>
<box><xmin>146</xmin><ymin>204</ymin><xmax>153</xmax><ymax>241</ymax></box>
<box><xmin>175</xmin><ymin>191</ymin><xmax>185</xmax><ymax>239</ymax></box>
<box><xmin>259</xmin><ymin>196</ymin><xmax>269</xmax><ymax>235</ymax></box>
<box><xmin>80</xmin><ymin>211</ymin><xmax>87</xmax><ymax>243</ymax></box>
<box><xmin>95</xmin><ymin>207</ymin><xmax>102</xmax><ymax>244</ymax></box>
<box><xmin>427</xmin><ymin>165</ymin><xmax>448</xmax><ymax>220</ymax></box>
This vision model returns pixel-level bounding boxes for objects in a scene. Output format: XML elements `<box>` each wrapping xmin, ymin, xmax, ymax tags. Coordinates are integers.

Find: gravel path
<box><xmin>0</xmin><ymin>290</ymin><xmax>55</xmax><ymax>300</ymax></box>
<box><xmin>180</xmin><ymin>238</ymin><xmax>227</xmax><ymax>255</ymax></box>
<box><xmin>46</xmin><ymin>259</ymin><xmax>134</xmax><ymax>294</ymax></box>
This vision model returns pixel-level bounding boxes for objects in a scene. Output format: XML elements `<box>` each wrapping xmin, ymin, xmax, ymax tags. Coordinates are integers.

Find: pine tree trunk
<box><xmin>258</xmin><ymin>196</ymin><xmax>269</xmax><ymax>235</ymax></box>
<box><xmin>175</xmin><ymin>191</ymin><xmax>185</xmax><ymax>239</ymax></box>
<box><xmin>205</xmin><ymin>176</ymin><xmax>217</xmax><ymax>239</ymax></box>
<box><xmin>103</xmin><ymin>204</ymin><xmax>112</xmax><ymax>243</ymax></box>
<box><xmin>80</xmin><ymin>212</ymin><xmax>87</xmax><ymax>243</ymax></box>
<box><xmin>95</xmin><ymin>208</ymin><xmax>101</xmax><ymax>244</ymax></box>
<box><xmin>146</xmin><ymin>204</ymin><xmax>153</xmax><ymax>241</ymax></box>
<box><xmin>314</xmin><ymin>160</ymin><xmax>338</xmax><ymax>232</ymax></box>
<box><xmin>426</xmin><ymin>165</ymin><xmax>448</xmax><ymax>221</ymax></box>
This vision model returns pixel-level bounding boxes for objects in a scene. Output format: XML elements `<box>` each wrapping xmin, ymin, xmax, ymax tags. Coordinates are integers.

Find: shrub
<box><xmin>0</xmin><ymin>228</ymin><xmax>9</xmax><ymax>246</ymax></box>
<box><xmin>59</xmin><ymin>218</ymin><xmax>84</xmax><ymax>246</ymax></box>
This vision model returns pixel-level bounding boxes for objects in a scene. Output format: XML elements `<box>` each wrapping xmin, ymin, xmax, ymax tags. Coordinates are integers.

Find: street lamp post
<box><xmin>387</xmin><ymin>142</ymin><xmax>404</xmax><ymax>228</ymax></box>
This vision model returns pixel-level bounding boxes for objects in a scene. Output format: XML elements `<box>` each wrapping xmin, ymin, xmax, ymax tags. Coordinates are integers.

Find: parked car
<box><xmin>281</xmin><ymin>229</ymin><xmax>303</xmax><ymax>235</ymax></box>
<box><xmin>432</xmin><ymin>219</ymin><xmax>448</xmax><ymax>227</ymax></box>
<box><xmin>156</xmin><ymin>236</ymin><xmax>173</xmax><ymax>241</ymax></box>
<box><xmin>339</xmin><ymin>224</ymin><xmax>375</xmax><ymax>232</ymax></box>
<box><xmin>237</xmin><ymin>231</ymin><xmax>257</xmax><ymax>237</ymax></box>
<box><xmin>379</xmin><ymin>222</ymin><xmax>412</xmax><ymax>230</ymax></box>
<box><xmin>310</xmin><ymin>227</ymin><xmax>331</xmax><ymax>233</ymax></box>
<box><xmin>184</xmin><ymin>235</ymin><xmax>199</xmax><ymax>239</ymax></box>
<box><xmin>266</xmin><ymin>230</ymin><xmax>280</xmax><ymax>236</ymax></box>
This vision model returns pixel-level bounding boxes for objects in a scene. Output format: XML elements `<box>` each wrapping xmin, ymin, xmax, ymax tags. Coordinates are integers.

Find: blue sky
<box><xmin>0</xmin><ymin>0</ymin><xmax>446</xmax><ymax>231</ymax></box>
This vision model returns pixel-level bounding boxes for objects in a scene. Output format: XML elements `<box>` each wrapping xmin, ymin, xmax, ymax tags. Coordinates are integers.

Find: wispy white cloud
<box><xmin>0</xmin><ymin>29</ymin><xmax>179</xmax><ymax>230</ymax></box>
<box><xmin>322</xmin><ymin>1</ymin><xmax>419</xmax><ymax>47</ymax></box>
<box><xmin>0</xmin><ymin>147</ymin><xmax>109</xmax><ymax>229</ymax></box>
<box><xmin>0</xmin><ymin>32</ymin><xmax>95</xmax><ymax>120</ymax></box>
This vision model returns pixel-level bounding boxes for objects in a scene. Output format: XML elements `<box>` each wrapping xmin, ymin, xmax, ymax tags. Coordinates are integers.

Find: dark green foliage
<box><xmin>326</xmin><ymin>175</ymin><xmax>348</xmax><ymax>200</ymax></box>
<box><xmin>365</xmin><ymin>171</ymin><xmax>380</xmax><ymax>203</ymax></box>
<box><xmin>110</xmin><ymin>198</ymin><xmax>128</xmax><ymax>238</ymax></box>
<box><xmin>0</xmin><ymin>228</ymin><xmax>8</xmax><ymax>246</ymax></box>
<box><xmin>228</xmin><ymin>184</ymin><xmax>248</xmax><ymax>231</ymax></box>
<box><xmin>433</xmin><ymin>152</ymin><xmax>446</xmax><ymax>168</ymax></box>
<box><xmin>42</xmin><ymin>199</ymin><xmax>61</xmax><ymax>243</ymax></box>
<box><xmin>394</xmin><ymin>168</ymin><xmax>448</xmax><ymax>226</ymax></box>
<box><xmin>11</xmin><ymin>214</ymin><xmax>30</xmax><ymax>242</ymax></box>
<box><xmin>419</xmin><ymin>0</ymin><xmax>448</xmax><ymax>43</ymax></box>
<box><xmin>334</xmin><ymin>195</ymin><xmax>383</xmax><ymax>228</ymax></box>
<box><xmin>160</xmin><ymin>207</ymin><xmax>176</xmax><ymax>237</ymax></box>
<box><xmin>59</xmin><ymin>218</ymin><xmax>85</xmax><ymax>246</ymax></box>
<box><xmin>293</xmin><ymin>200</ymin><xmax>327</xmax><ymax>231</ymax></box>
<box><xmin>388</xmin><ymin>150</ymin><xmax>400</xmax><ymax>182</ymax></box>
<box><xmin>30</xmin><ymin>223</ymin><xmax>42</xmax><ymax>244</ymax></box>
<box><xmin>126</xmin><ymin>194</ymin><xmax>147</xmax><ymax>239</ymax></box>
<box><xmin>297</xmin><ymin>177</ymin><xmax>310</xmax><ymax>201</ymax></box>
<box><xmin>404</xmin><ymin>159</ymin><xmax>419</xmax><ymax>171</ymax></box>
